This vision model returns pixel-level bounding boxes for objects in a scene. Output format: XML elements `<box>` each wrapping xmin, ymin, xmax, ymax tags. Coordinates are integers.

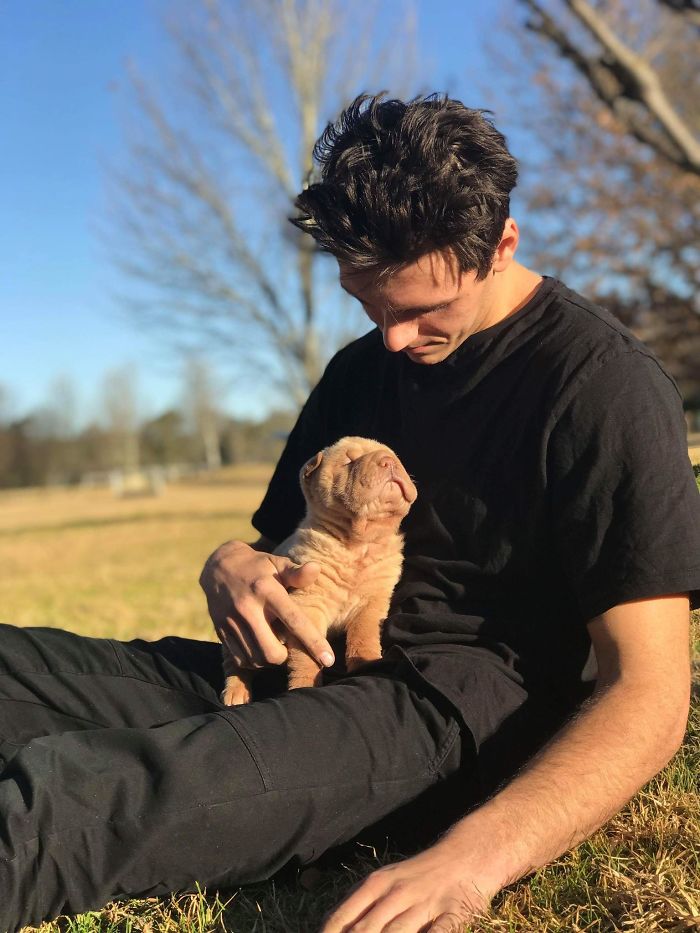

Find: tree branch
<box><xmin>521</xmin><ymin>0</ymin><xmax>700</xmax><ymax>174</ymax></box>
<box><xmin>656</xmin><ymin>0</ymin><xmax>700</xmax><ymax>30</ymax></box>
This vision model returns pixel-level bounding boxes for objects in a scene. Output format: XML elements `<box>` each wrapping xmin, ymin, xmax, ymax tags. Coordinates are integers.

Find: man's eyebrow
<box><xmin>339</xmin><ymin>282</ymin><xmax>452</xmax><ymax>314</ymax></box>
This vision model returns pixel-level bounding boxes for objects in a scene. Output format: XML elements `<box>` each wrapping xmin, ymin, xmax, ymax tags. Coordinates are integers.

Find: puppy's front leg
<box><xmin>285</xmin><ymin>602</ymin><xmax>328</xmax><ymax>690</ymax></box>
<box><xmin>344</xmin><ymin>595</ymin><xmax>391</xmax><ymax>672</ymax></box>
<box><xmin>221</xmin><ymin>645</ymin><xmax>254</xmax><ymax>706</ymax></box>
<box><xmin>287</xmin><ymin>643</ymin><xmax>323</xmax><ymax>690</ymax></box>
<box><xmin>221</xmin><ymin>671</ymin><xmax>253</xmax><ymax>705</ymax></box>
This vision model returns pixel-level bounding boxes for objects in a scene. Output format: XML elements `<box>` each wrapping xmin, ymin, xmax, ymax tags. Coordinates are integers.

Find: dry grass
<box><xmin>0</xmin><ymin>465</ymin><xmax>268</xmax><ymax>642</ymax></box>
<box><xmin>1</xmin><ymin>469</ymin><xmax>697</xmax><ymax>933</ymax></box>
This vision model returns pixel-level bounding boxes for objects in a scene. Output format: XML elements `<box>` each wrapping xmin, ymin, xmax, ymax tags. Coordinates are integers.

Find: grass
<box><xmin>0</xmin><ymin>465</ymin><xmax>266</xmax><ymax>643</ymax></box>
<box><xmin>1</xmin><ymin>465</ymin><xmax>698</xmax><ymax>932</ymax></box>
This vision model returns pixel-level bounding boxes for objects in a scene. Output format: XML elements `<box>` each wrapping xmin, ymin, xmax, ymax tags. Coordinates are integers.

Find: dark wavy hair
<box><xmin>290</xmin><ymin>92</ymin><xmax>519</xmax><ymax>281</ymax></box>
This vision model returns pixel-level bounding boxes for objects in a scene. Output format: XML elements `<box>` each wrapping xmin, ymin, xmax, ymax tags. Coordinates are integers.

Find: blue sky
<box><xmin>1</xmin><ymin>0</ymin><xmax>517</xmax><ymax>424</ymax></box>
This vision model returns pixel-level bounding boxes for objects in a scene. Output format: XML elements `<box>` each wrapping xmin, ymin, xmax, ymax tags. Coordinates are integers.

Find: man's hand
<box><xmin>199</xmin><ymin>539</ymin><xmax>335</xmax><ymax>671</ymax></box>
<box><xmin>320</xmin><ymin>836</ymin><xmax>494</xmax><ymax>932</ymax></box>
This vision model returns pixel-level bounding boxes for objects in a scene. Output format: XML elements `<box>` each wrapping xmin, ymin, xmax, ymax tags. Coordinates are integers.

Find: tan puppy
<box><xmin>221</xmin><ymin>436</ymin><xmax>417</xmax><ymax>706</ymax></box>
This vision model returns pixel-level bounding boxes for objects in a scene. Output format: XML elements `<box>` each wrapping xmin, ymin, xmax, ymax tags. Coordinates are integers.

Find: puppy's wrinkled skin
<box><xmin>221</xmin><ymin>436</ymin><xmax>417</xmax><ymax>705</ymax></box>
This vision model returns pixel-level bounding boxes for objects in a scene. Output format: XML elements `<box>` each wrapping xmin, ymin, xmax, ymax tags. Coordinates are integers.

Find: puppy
<box><xmin>221</xmin><ymin>436</ymin><xmax>417</xmax><ymax>705</ymax></box>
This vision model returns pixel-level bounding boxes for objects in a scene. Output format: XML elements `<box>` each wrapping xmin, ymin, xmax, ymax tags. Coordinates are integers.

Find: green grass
<box><xmin>1</xmin><ymin>467</ymin><xmax>697</xmax><ymax>932</ymax></box>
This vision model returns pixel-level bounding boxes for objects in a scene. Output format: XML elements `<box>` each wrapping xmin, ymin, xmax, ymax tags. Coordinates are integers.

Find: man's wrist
<box><xmin>437</xmin><ymin>806</ymin><xmax>519</xmax><ymax>895</ymax></box>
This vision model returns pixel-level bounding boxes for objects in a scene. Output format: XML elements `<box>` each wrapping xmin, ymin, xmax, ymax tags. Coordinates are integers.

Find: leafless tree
<box><xmin>31</xmin><ymin>376</ymin><xmax>81</xmax><ymax>483</ymax></box>
<box><xmin>491</xmin><ymin>0</ymin><xmax>699</xmax><ymax>397</ymax></box>
<box><xmin>36</xmin><ymin>376</ymin><xmax>79</xmax><ymax>440</ymax></box>
<box><xmin>0</xmin><ymin>384</ymin><xmax>14</xmax><ymax>427</ymax></box>
<box><xmin>101</xmin><ymin>0</ymin><xmax>418</xmax><ymax>409</ymax></box>
<box><xmin>101</xmin><ymin>366</ymin><xmax>141</xmax><ymax>472</ymax></box>
<box><xmin>181</xmin><ymin>356</ymin><xmax>222</xmax><ymax>469</ymax></box>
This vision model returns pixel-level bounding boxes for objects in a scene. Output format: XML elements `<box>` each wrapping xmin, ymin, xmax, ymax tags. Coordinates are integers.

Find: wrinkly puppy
<box><xmin>221</xmin><ymin>436</ymin><xmax>417</xmax><ymax>706</ymax></box>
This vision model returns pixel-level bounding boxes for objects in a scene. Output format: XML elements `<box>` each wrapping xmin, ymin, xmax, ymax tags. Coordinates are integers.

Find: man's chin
<box><xmin>403</xmin><ymin>344</ymin><xmax>452</xmax><ymax>364</ymax></box>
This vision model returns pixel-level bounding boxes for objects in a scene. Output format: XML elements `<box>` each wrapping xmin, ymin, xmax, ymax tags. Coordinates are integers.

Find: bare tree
<box><xmin>101</xmin><ymin>366</ymin><xmax>141</xmax><ymax>472</ymax></box>
<box><xmin>181</xmin><ymin>356</ymin><xmax>222</xmax><ymax>469</ymax></box>
<box><xmin>0</xmin><ymin>383</ymin><xmax>14</xmax><ymax>427</ymax></box>
<box><xmin>489</xmin><ymin>0</ymin><xmax>699</xmax><ymax>397</ymax></box>
<box><xmin>32</xmin><ymin>376</ymin><xmax>81</xmax><ymax>483</ymax></box>
<box><xmin>101</xmin><ymin>0</ymin><xmax>418</xmax><ymax>409</ymax></box>
<box><xmin>37</xmin><ymin>376</ymin><xmax>79</xmax><ymax>440</ymax></box>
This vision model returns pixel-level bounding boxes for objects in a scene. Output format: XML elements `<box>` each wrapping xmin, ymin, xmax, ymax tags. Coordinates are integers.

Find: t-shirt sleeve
<box><xmin>545</xmin><ymin>350</ymin><xmax>700</xmax><ymax>620</ymax></box>
<box><xmin>251</xmin><ymin>354</ymin><xmax>341</xmax><ymax>545</ymax></box>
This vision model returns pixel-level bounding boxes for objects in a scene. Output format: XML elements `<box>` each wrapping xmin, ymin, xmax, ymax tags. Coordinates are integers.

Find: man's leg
<box><xmin>0</xmin><ymin>623</ymin><xmax>226</xmax><ymax>768</ymax></box>
<box><xmin>0</xmin><ymin>625</ymin><xmax>465</xmax><ymax>931</ymax></box>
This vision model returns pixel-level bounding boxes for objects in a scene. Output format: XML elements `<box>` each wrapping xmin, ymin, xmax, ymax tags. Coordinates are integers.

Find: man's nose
<box><xmin>381</xmin><ymin>315</ymin><xmax>419</xmax><ymax>353</ymax></box>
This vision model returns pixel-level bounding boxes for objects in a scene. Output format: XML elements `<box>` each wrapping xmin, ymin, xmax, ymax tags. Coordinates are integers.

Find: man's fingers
<box><xmin>221</xmin><ymin>639</ymin><xmax>248</xmax><ymax>669</ymax></box>
<box><xmin>247</xmin><ymin>568</ymin><xmax>334</xmax><ymax>666</ymax></box>
<box><xmin>221</xmin><ymin>611</ymin><xmax>288</xmax><ymax>667</ymax></box>
<box><xmin>218</xmin><ymin>618</ymin><xmax>257</xmax><ymax>667</ymax></box>
<box><xmin>427</xmin><ymin>911</ymin><xmax>470</xmax><ymax>932</ymax></box>
<box><xmin>322</xmin><ymin>898</ymin><xmax>469</xmax><ymax>933</ymax></box>
<box><xmin>381</xmin><ymin>904</ymin><xmax>435</xmax><ymax>932</ymax></box>
<box><xmin>320</xmin><ymin>875</ymin><xmax>385</xmax><ymax>932</ymax></box>
<box><xmin>319</xmin><ymin>857</ymin><xmax>482</xmax><ymax>932</ymax></box>
<box><xmin>244</xmin><ymin>610</ymin><xmax>289</xmax><ymax>665</ymax></box>
<box><xmin>264</xmin><ymin>589</ymin><xmax>335</xmax><ymax>667</ymax></box>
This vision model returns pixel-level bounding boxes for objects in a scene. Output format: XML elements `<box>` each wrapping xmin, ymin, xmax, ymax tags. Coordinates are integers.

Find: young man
<box><xmin>0</xmin><ymin>94</ymin><xmax>698</xmax><ymax>932</ymax></box>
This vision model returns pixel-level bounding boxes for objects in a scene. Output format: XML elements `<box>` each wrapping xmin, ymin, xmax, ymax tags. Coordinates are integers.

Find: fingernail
<box><xmin>320</xmin><ymin>651</ymin><xmax>335</xmax><ymax>667</ymax></box>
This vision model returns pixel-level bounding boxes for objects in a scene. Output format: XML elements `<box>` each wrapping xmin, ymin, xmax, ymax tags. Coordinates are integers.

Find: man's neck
<box><xmin>490</xmin><ymin>262</ymin><xmax>544</xmax><ymax>328</ymax></box>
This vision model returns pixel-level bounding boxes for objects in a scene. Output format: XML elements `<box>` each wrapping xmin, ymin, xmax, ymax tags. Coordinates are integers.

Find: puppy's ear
<box><xmin>301</xmin><ymin>450</ymin><xmax>323</xmax><ymax>481</ymax></box>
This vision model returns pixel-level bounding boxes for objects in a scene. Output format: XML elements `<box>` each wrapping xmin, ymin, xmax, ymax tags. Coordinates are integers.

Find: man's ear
<box><xmin>301</xmin><ymin>450</ymin><xmax>323</xmax><ymax>481</ymax></box>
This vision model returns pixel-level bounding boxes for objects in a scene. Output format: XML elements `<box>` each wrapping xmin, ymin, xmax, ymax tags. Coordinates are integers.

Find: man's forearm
<box><xmin>440</xmin><ymin>674</ymin><xmax>690</xmax><ymax>893</ymax></box>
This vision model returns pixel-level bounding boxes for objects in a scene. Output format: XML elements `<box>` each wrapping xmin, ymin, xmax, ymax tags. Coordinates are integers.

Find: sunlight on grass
<box><xmin>0</xmin><ymin>466</ymin><xmax>269</xmax><ymax>642</ymax></box>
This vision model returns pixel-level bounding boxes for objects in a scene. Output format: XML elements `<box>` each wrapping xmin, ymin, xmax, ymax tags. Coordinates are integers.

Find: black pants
<box><xmin>0</xmin><ymin>624</ymin><xmax>471</xmax><ymax>931</ymax></box>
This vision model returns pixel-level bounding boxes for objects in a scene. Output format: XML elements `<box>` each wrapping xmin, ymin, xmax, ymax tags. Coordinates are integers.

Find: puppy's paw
<box><xmin>221</xmin><ymin>675</ymin><xmax>251</xmax><ymax>706</ymax></box>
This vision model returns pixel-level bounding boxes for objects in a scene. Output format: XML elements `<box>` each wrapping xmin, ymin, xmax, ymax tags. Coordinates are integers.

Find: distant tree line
<box><xmin>0</xmin><ymin>406</ymin><xmax>294</xmax><ymax>489</ymax></box>
<box><xmin>0</xmin><ymin>364</ymin><xmax>295</xmax><ymax>489</ymax></box>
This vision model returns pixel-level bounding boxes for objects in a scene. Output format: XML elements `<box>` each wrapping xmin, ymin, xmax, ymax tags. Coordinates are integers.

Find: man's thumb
<box><xmin>282</xmin><ymin>560</ymin><xmax>321</xmax><ymax>588</ymax></box>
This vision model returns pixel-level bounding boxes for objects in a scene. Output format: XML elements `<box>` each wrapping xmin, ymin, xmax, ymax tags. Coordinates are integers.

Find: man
<box><xmin>0</xmin><ymin>93</ymin><xmax>698</xmax><ymax>932</ymax></box>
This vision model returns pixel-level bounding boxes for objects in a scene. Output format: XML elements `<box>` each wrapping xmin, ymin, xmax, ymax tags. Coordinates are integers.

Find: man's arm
<box><xmin>321</xmin><ymin>594</ymin><xmax>691</xmax><ymax>933</ymax></box>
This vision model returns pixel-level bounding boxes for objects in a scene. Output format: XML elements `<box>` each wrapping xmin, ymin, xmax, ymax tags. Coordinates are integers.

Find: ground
<box><xmin>1</xmin><ymin>465</ymin><xmax>698</xmax><ymax>932</ymax></box>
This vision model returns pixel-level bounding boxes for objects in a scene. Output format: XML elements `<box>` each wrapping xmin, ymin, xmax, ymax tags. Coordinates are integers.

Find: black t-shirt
<box><xmin>252</xmin><ymin>277</ymin><xmax>700</xmax><ymax>789</ymax></box>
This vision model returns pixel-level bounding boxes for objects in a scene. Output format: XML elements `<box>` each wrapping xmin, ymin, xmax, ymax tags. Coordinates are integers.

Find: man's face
<box><xmin>338</xmin><ymin>249</ymin><xmax>500</xmax><ymax>364</ymax></box>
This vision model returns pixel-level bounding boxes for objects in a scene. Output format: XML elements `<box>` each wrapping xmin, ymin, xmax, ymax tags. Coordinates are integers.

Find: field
<box><xmin>1</xmin><ymin>466</ymin><xmax>698</xmax><ymax>932</ymax></box>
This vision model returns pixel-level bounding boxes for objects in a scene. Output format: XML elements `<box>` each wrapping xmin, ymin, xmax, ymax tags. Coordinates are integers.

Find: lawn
<box><xmin>1</xmin><ymin>466</ymin><xmax>698</xmax><ymax>932</ymax></box>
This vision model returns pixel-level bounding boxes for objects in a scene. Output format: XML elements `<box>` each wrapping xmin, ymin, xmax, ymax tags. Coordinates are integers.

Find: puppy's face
<box><xmin>299</xmin><ymin>437</ymin><xmax>417</xmax><ymax>535</ymax></box>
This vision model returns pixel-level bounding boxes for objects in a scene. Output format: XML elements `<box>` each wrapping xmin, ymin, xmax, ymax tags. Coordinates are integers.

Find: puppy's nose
<box><xmin>378</xmin><ymin>456</ymin><xmax>394</xmax><ymax>470</ymax></box>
